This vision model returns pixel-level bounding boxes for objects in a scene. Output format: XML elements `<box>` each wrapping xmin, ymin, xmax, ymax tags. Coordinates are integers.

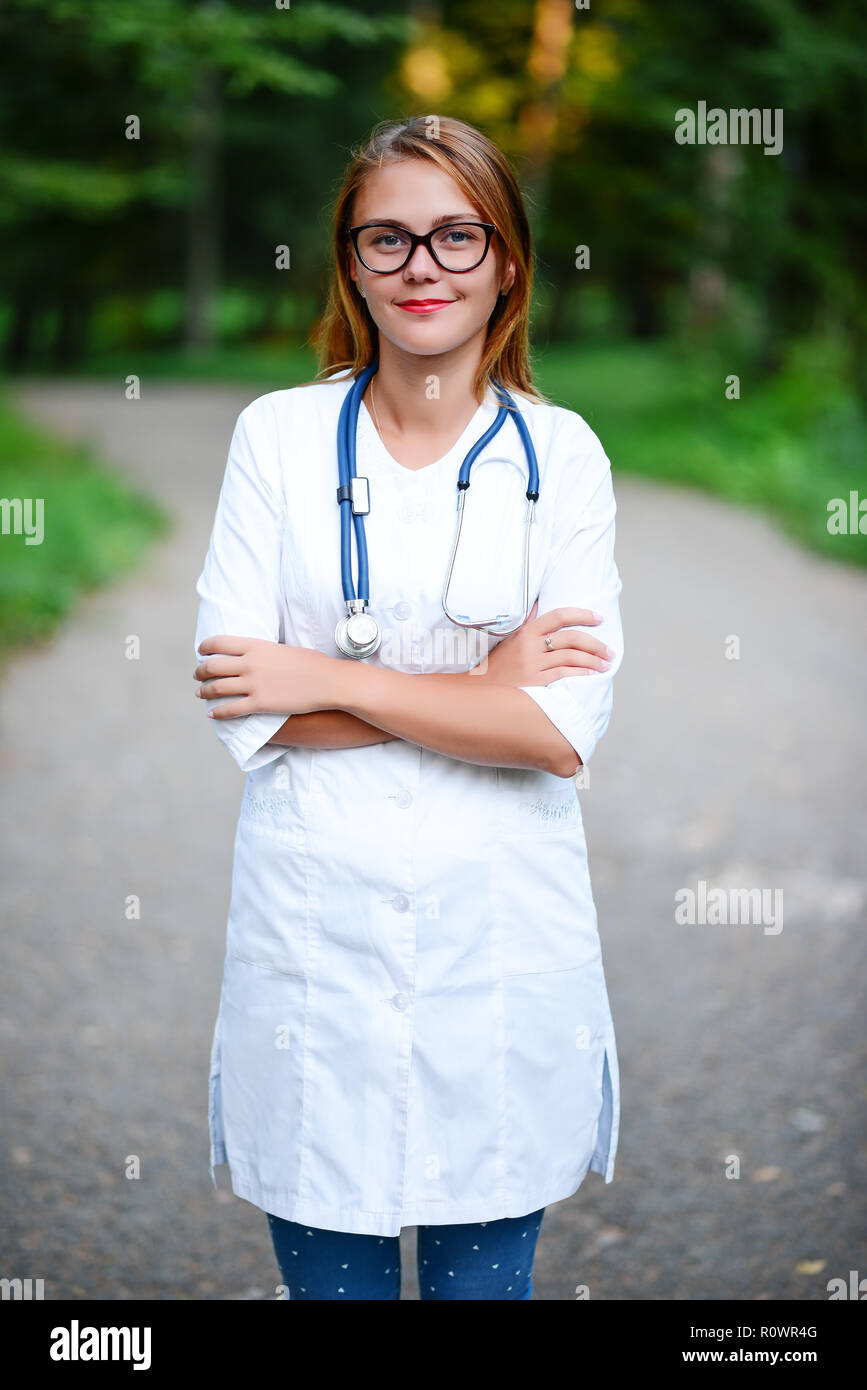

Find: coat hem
<box><xmin>207</xmin><ymin>1153</ymin><xmax>615</xmax><ymax>1239</ymax></box>
<box><xmin>206</xmin><ymin>1036</ymin><xmax>620</xmax><ymax>1227</ymax></box>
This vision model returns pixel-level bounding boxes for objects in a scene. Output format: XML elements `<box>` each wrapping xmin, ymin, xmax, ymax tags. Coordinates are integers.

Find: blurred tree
<box><xmin>516</xmin><ymin>0</ymin><xmax>572</xmax><ymax>230</ymax></box>
<box><xmin>0</xmin><ymin>0</ymin><xmax>406</xmax><ymax>364</ymax></box>
<box><xmin>1</xmin><ymin>0</ymin><xmax>863</xmax><ymax>396</ymax></box>
<box><xmin>392</xmin><ymin>0</ymin><xmax>866</xmax><ymax>388</ymax></box>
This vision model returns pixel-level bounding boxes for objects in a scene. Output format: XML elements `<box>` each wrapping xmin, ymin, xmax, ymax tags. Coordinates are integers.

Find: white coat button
<box><xmin>391</xmin><ymin>993</ymin><xmax>409</xmax><ymax>1012</ymax></box>
<box><xmin>398</xmin><ymin>502</ymin><xmax>418</xmax><ymax>524</ymax></box>
<box><xmin>394</xmin><ymin>790</ymin><xmax>413</xmax><ymax>809</ymax></box>
<box><xmin>392</xmin><ymin>893</ymin><xmax>410</xmax><ymax>912</ymax></box>
<box><xmin>393</xmin><ymin>601</ymin><xmax>412</xmax><ymax>620</ymax></box>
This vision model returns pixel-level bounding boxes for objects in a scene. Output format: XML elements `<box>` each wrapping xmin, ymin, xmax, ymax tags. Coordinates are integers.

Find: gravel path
<box><xmin>2</xmin><ymin>381</ymin><xmax>864</xmax><ymax>1300</ymax></box>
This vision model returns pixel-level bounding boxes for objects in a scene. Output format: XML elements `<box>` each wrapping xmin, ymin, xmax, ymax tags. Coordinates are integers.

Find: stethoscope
<box><xmin>334</xmin><ymin>360</ymin><xmax>540</xmax><ymax>660</ymax></box>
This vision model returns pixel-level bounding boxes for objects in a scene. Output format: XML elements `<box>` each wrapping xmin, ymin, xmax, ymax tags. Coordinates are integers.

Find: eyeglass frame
<box><xmin>348</xmin><ymin>220</ymin><xmax>499</xmax><ymax>274</ymax></box>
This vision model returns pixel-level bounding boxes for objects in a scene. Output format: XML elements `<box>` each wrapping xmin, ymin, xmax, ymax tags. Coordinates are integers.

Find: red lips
<box><xmin>395</xmin><ymin>299</ymin><xmax>456</xmax><ymax>314</ymax></box>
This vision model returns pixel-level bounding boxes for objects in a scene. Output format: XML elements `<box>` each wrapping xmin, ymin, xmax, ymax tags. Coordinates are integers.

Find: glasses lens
<box><xmin>430</xmin><ymin>224</ymin><xmax>489</xmax><ymax>269</ymax></box>
<box><xmin>356</xmin><ymin>226</ymin><xmax>412</xmax><ymax>270</ymax></box>
<box><xmin>356</xmin><ymin>224</ymin><xmax>488</xmax><ymax>271</ymax></box>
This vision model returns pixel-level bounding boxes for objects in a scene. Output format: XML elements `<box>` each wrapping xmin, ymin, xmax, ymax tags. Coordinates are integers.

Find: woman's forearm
<box><xmin>268</xmin><ymin>709</ymin><xmax>397</xmax><ymax>749</ymax></box>
<box><xmin>330</xmin><ymin>664</ymin><xmax>579</xmax><ymax>777</ymax></box>
<box><xmin>266</xmin><ymin>671</ymin><xmax>480</xmax><ymax>750</ymax></box>
<box><xmin>266</xmin><ymin>672</ymin><xmax>484</xmax><ymax>752</ymax></box>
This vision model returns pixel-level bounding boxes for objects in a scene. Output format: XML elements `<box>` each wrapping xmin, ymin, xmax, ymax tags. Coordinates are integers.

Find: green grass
<box><xmin>0</xmin><ymin>396</ymin><xmax>170</xmax><ymax>669</ymax></box>
<box><xmin>66</xmin><ymin>343</ymin><xmax>319</xmax><ymax>386</ymax></box>
<box><xmin>537</xmin><ymin>338</ymin><xmax>867</xmax><ymax>568</ymax></box>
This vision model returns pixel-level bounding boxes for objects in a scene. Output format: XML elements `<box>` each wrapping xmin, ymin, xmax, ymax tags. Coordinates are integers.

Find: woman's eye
<box><xmin>372</xmin><ymin>230</ymin><xmax>410</xmax><ymax>248</ymax></box>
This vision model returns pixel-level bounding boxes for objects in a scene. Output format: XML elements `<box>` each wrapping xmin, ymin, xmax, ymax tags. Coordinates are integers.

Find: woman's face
<box><xmin>347</xmin><ymin>159</ymin><xmax>516</xmax><ymax>360</ymax></box>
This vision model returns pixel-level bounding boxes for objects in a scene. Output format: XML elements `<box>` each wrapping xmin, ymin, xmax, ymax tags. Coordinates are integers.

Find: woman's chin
<box><xmin>378</xmin><ymin>319</ymin><xmax>484</xmax><ymax>360</ymax></box>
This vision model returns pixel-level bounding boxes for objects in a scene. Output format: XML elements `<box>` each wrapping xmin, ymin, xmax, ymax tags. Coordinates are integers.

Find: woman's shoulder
<box><xmin>513</xmin><ymin>392</ymin><xmax>612</xmax><ymax>485</ymax></box>
<box><xmin>235</xmin><ymin>373</ymin><xmax>352</xmax><ymax>435</ymax></box>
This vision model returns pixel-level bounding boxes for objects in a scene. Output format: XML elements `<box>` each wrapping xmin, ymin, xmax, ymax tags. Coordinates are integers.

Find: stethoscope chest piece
<box><xmin>335</xmin><ymin>606</ymin><xmax>382</xmax><ymax>659</ymax></box>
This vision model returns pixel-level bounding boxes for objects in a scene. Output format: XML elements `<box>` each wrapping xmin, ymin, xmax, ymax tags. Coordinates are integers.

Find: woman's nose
<box><xmin>403</xmin><ymin>242</ymin><xmax>441</xmax><ymax>279</ymax></box>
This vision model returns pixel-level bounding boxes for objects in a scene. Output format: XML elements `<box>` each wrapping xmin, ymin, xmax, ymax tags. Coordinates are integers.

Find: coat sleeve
<box><xmin>517</xmin><ymin>418</ymin><xmax>624</xmax><ymax>767</ymax></box>
<box><xmin>194</xmin><ymin>400</ymin><xmax>291</xmax><ymax>773</ymax></box>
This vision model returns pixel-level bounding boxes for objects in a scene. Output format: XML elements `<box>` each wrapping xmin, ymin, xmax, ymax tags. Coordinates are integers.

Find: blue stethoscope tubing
<box><xmin>335</xmin><ymin>359</ymin><xmax>540</xmax><ymax>657</ymax></box>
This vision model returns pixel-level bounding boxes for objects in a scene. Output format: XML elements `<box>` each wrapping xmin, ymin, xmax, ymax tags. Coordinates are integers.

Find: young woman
<box><xmin>193</xmin><ymin>115</ymin><xmax>623</xmax><ymax>1301</ymax></box>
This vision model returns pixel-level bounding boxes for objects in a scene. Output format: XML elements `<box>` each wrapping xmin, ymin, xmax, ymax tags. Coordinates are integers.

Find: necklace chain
<box><xmin>369</xmin><ymin>377</ymin><xmax>385</xmax><ymax>441</ymax></box>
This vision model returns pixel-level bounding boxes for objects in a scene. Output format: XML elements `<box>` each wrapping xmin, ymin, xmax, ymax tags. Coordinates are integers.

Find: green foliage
<box><xmin>538</xmin><ymin>335</ymin><xmax>867</xmax><ymax>567</ymax></box>
<box><xmin>69</xmin><ymin>342</ymin><xmax>318</xmax><ymax>384</ymax></box>
<box><xmin>0</xmin><ymin>0</ymin><xmax>410</xmax><ymax>341</ymax></box>
<box><xmin>0</xmin><ymin>397</ymin><xmax>170</xmax><ymax>664</ymax></box>
<box><xmin>1</xmin><ymin>0</ymin><xmax>863</xmax><ymax>386</ymax></box>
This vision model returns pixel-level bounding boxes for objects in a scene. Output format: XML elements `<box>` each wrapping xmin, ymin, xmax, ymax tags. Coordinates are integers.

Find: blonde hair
<box><xmin>305</xmin><ymin>115</ymin><xmax>547</xmax><ymax>403</ymax></box>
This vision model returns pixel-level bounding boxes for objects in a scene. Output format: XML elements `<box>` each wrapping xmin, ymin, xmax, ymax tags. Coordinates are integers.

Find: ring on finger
<box><xmin>543</xmin><ymin>633</ymin><xmax>554</xmax><ymax>651</ymax></box>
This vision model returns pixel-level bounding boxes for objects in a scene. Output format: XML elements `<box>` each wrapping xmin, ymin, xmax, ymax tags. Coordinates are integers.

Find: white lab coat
<box><xmin>195</xmin><ymin>373</ymin><xmax>623</xmax><ymax>1237</ymax></box>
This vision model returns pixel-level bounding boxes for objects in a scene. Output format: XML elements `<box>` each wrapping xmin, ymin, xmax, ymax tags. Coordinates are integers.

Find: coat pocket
<box><xmin>492</xmin><ymin>827</ymin><xmax>600</xmax><ymax>976</ymax></box>
<box><xmin>240</xmin><ymin>750</ymin><xmax>311</xmax><ymax>848</ymax></box>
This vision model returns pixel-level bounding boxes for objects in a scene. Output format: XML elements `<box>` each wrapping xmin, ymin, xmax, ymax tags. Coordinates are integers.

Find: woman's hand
<box><xmin>472</xmin><ymin>600</ymin><xmax>614</xmax><ymax>686</ymax></box>
<box><xmin>194</xmin><ymin>636</ymin><xmax>342</xmax><ymax>718</ymax></box>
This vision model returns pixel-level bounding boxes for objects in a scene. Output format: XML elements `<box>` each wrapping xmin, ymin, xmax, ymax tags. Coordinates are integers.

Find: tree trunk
<box><xmin>4</xmin><ymin>299</ymin><xmax>35</xmax><ymax>371</ymax></box>
<box><xmin>185</xmin><ymin>64</ymin><xmax>221</xmax><ymax>351</ymax></box>
<box><xmin>52</xmin><ymin>296</ymin><xmax>90</xmax><ymax>367</ymax></box>
<box><xmin>622</xmin><ymin>266</ymin><xmax>664</xmax><ymax>340</ymax></box>
<box><xmin>686</xmin><ymin>147</ymin><xmax>739</xmax><ymax>336</ymax></box>
<box><xmin>516</xmin><ymin>0</ymin><xmax>573</xmax><ymax>239</ymax></box>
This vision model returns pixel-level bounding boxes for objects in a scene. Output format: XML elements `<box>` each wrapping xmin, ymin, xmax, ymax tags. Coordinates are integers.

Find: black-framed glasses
<box><xmin>349</xmin><ymin>221</ymin><xmax>498</xmax><ymax>274</ymax></box>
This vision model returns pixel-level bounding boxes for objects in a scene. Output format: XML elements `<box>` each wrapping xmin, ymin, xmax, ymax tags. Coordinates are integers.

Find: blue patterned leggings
<box><xmin>267</xmin><ymin>1206</ymin><xmax>546</xmax><ymax>1300</ymax></box>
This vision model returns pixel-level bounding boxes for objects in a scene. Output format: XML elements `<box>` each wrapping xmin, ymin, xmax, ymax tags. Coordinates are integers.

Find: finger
<box><xmin>197</xmin><ymin>676</ymin><xmax>251</xmax><ymax>701</ymax></box>
<box><xmin>197</xmin><ymin>635</ymin><xmax>250</xmax><ymax>657</ymax></box>
<box><xmin>208</xmin><ymin>696</ymin><xmax>255</xmax><ymax>719</ymax></box>
<box><xmin>544</xmin><ymin>631</ymin><xmax>614</xmax><ymax>661</ymax></box>
<box><xmin>534</xmin><ymin>606</ymin><xmax>603</xmax><ymax>632</ymax></box>
<box><xmin>542</xmin><ymin>649</ymin><xmax>610</xmax><ymax>674</ymax></box>
<box><xmin>193</xmin><ymin>655</ymin><xmax>246</xmax><ymax>682</ymax></box>
<box><xmin>543</xmin><ymin>664</ymin><xmax>594</xmax><ymax>681</ymax></box>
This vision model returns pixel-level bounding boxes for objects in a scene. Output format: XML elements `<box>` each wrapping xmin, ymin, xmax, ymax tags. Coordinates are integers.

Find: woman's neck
<box><xmin>366</xmin><ymin>335</ymin><xmax>486</xmax><ymax>443</ymax></box>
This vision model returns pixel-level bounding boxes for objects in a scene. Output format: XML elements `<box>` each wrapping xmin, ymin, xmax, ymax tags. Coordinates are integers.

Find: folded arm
<box><xmin>322</xmin><ymin>665</ymin><xmax>580</xmax><ymax>776</ymax></box>
<box><xmin>267</xmin><ymin>708</ymin><xmax>396</xmax><ymax>750</ymax></box>
<box><xmin>266</xmin><ymin>663</ymin><xmax>581</xmax><ymax>773</ymax></box>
